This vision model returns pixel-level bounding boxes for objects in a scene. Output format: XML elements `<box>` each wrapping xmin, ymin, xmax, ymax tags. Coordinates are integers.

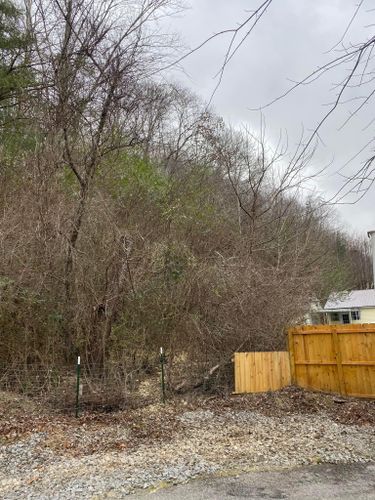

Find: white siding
<box><xmin>357</xmin><ymin>308</ymin><xmax>375</xmax><ymax>323</ymax></box>
<box><xmin>327</xmin><ymin>307</ymin><xmax>375</xmax><ymax>324</ymax></box>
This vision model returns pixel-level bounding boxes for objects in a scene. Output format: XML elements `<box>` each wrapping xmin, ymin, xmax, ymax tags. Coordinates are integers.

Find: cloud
<box><xmin>167</xmin><ymin>0</ymin><xmax>375</xmax><ymax>236</ymax></box>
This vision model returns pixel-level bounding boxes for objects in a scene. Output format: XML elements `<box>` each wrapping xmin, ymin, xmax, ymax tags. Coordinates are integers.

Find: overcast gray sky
<box><xmin>164</xmin><ymin>0</ymin><xmax>375</xmax><ymax>237</ymax></box>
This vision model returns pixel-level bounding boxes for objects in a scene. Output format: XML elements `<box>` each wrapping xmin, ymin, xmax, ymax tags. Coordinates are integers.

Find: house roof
<box><xmin>324</xmin><ymin>289</ymin><xmax>375</xmax><ymax>311</ymax></box>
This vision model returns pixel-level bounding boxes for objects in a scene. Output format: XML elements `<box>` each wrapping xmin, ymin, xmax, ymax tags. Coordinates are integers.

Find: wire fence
<box><xmin>0</xmin><ymin>351</ymin><xmax>167</xmax><ymax>415</ymax></box>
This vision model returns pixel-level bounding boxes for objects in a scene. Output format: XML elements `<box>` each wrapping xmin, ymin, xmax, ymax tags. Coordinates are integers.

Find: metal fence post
<box><xmin>160</xmin><ymin>347</ymin><xmax>166</xmax><ymax>404</ymax></box>
<box><xmin>75</xmin><ymin>355</ymin><xmax>81</xmax><ymax>418</ymax></box>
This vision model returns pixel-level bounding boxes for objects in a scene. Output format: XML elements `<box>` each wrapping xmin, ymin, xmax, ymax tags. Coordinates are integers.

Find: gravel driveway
<box><xmin>1</xmin><ymin>391</ymin><xmax>374</xmax><ymax>499</ymax></box>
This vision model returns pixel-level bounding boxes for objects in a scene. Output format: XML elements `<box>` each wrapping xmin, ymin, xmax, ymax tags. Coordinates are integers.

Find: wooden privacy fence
<box><xmin>234</xmin><ymin>324</ymin><xmax>375</xmax><ymax>398</ymax></box>
<box><xmin>234</xmin><ymin>351</ymin><xmax>291</xmax><ymax>394</ymax></box>
<box><xmin>289</xmin><ymin>324</ymin><xmax>375</xmax><ymax>398</ymax></box>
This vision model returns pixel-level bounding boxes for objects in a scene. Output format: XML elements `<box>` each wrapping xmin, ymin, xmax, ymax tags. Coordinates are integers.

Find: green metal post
<box><xmin>75</xmin><ymin>355</ymin><xmax>81</xmax><ymax>418</ymax></box>
<box><xmin>160</xmin><ymin>347</ymin><xmax>166</xmax><ymax>404</ymax></box>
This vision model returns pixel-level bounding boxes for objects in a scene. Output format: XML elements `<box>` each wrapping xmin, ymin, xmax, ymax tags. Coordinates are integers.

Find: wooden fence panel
<box><xmin>234</xmin><ymin>351</ymin><xmax>291</xmax><ymax>394</ymax></box>
<box><xmin>289</xmin><ymin>324</ymin><xmax>375</xmax><ymax>398</ymax></box>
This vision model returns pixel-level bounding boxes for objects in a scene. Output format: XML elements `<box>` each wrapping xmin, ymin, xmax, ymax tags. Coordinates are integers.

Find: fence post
<box><xmin>160</xmin><ymin>347</ymin><xmax>166</xmax><ymax>404</ymax></box>
<box><xmin>75</xmin><ymin>355</ymin><xmax>81</xmax><ymax>418</ymax></box>
<box><xmin>288</xmin><ymin>328</ymin><xmax>296</xmax><ymax>384</ymax></box>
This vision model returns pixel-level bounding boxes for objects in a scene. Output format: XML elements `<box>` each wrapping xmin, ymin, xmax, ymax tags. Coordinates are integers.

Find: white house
<box><xmin>323</xmin><ymin>229</ymin><xmax>375</xmax><ymax>325</ymax></box>
<box><xmin>323</xmin><ymin>289</ymin><xmax>375</xmax><ymax>325</ymax></box>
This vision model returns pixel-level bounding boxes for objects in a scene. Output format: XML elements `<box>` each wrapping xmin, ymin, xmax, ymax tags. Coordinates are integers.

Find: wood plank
<box><xmin>255</xmin><ymin>352</ymin><xmax>261</xmax><ymax>392</ymax></box>
<box><xmin>243</xmin><ymin>353</ymin><xmax>248</xmax><ymax>392</ymax></box>
<box><xmin>347</xmin><ymin>333</ymin><xmax>360</xmax><ymax>394</ymax></box>
<box><xmin>295</xmin><ymin>361</ymin><xmax>336</xmax><ymax>366</ymax></box>
<box><xmin>345</xmin><ymin>392</ymin><xmax>375</xmax><ymax>398</ymax></box>
<box><xmin>269</xmin><ymin>352</ymin><xmax>275</xmax><ymax>390</ymax></box>
<box><xmin>250</xmin><ymin>352</ymin><xmax>256</xmax><ymax>392</ymax></box>
<box><xmin>288</xmin><ymin>330</ymin><xmax>296</xmax><ymax>384</ymax></box>
<box><xmin>303</xmin><ymin>334</ymin><xmax>312</xmax><ymax>389</ymax></box>
<box><xmin>337</xmin><ymin>328</ymin><xmax>375</xmax><ymax>334</ymax></box>
<box><xmin>291</xmin><ymin>330</ymin><xmax>333</xmax><ymax>335</ymax></box>
<box><xmin>343</xmin><ymin>360</ymin><xmax>375</xmax><ymax>366</ymax></box>
<box><xmin>294</xmin><ymin>328</ymin><xmax>375</xmax><ymax>335</ymax></box>
<box><xmin>264</xmin><ymin>352</ymin><xmax>271</xmax><ymax>391</ymax></box>
<box><xmin>332</xmin><ymin>328</ymin><xmax>346</xmax><ymax>395</ymax></box>
<box><xmin>362</xmin><ymin>335</ymin><xmax>375</xmax><ymax>396</ymax></box>
<box><xmin>295</xmin><ymin>360</ymin><xmax>375</xmax><ymax>366</ymax></box>
<box><xmin>234</xmin><ymin>353</ymin><xmax>240</xmax><ymax>393</ymax></box>
<box><xmin>238</xmin><ymin>352</ymin><xmax>244</xmax><ymax>392</ymax></box>
<box><xmin>244</xmin><ymin>353</ymin><xmax>250</xmax><ymax>393</ymax></box>
<box><xmin>281</xmin><ymin>352</ymin><xmax>290</xmax><ymax>389</ymax></box>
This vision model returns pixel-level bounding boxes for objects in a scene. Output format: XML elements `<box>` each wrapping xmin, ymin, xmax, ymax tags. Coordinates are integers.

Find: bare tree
<box><xmin>29</xmin><ymin>0</ymin><xmax>176</xmax><ymax>299</ymax></box>
<box><xmin>252</xmin><ymin>1</ymin><xmax>375</xmax><ymax>204</ymax></box>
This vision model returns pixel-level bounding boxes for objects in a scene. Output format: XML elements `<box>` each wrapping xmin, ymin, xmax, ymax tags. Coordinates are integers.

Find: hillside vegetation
<box><xmin>0</xmin><ymin>0</ymin><xmax>372</xmax><ymax>393</ymax></box>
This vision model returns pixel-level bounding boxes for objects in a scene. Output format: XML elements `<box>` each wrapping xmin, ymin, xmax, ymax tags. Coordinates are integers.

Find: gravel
<box><xmin>1</xmin><ymin>402</ymin><xmax>374</xmax><ymax>499</ymax></box>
